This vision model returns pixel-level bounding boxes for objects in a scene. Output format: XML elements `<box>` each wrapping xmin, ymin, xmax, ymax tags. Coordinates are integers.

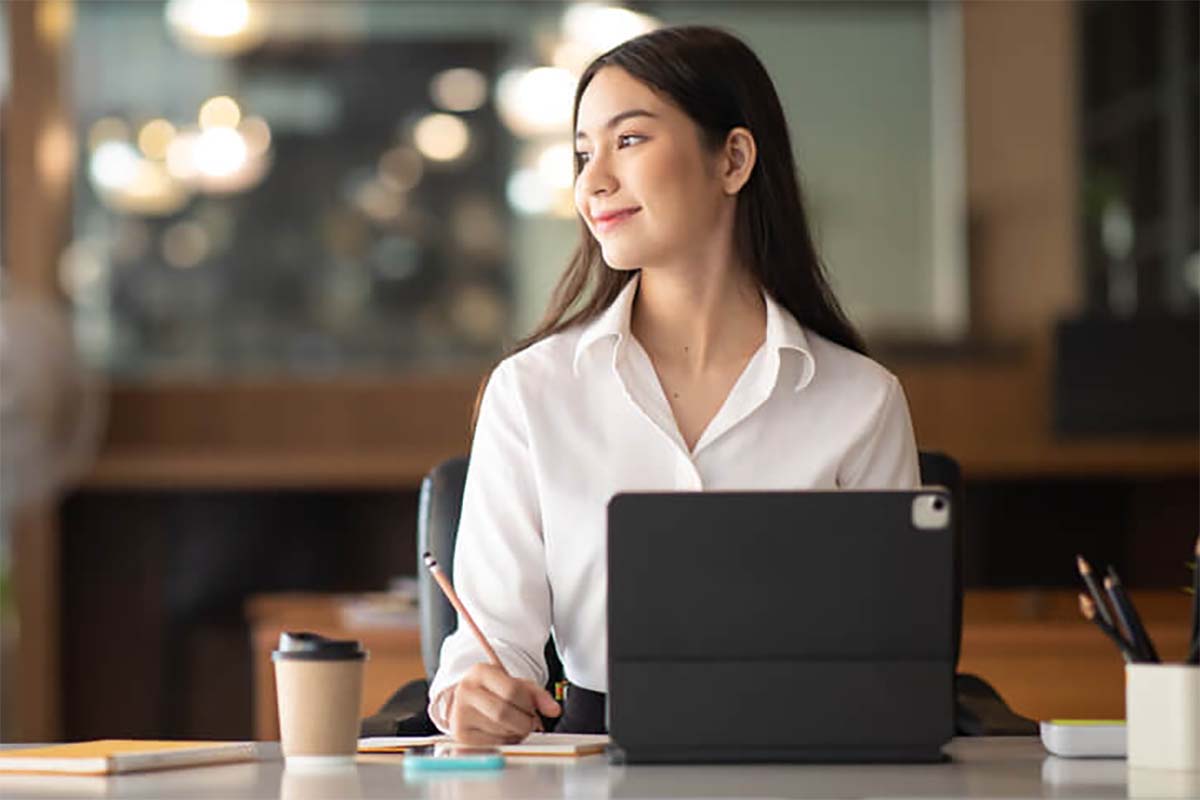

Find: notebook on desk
<box><xmin>358</xmin><ymin>733</ymin><xmax>609</xmax><ymax>757</ymax></box>
<box><xmin>0</xmin><ymin>740</ymin><xmax>260</xmax><ymax>775</ymax></box>
<box><xmin>607</xmin><ymin>489</ymin><xmax>956</xmax><ymax>764</ymax></box>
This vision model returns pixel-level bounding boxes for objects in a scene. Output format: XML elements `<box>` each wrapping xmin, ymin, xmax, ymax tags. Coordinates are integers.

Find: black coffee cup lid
<box><xmin>271</xmin><ymin>631</ymin><xmax>367</xmax><ymax>662</ymax></box>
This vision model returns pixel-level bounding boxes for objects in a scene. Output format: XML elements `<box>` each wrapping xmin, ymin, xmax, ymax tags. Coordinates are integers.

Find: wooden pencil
<box><xmin>1105</xmin><ymin>568</ymin><xmax>1158</xmax><ymax>663</ymax></box>
<box><xmin>422</xmin><ymin>552</ymin><xmax>503</xmax><ymax>669</ymax></box>
<box><xmin>1076</xmin><ymin>555</ymin><xmax>1116</xmax><ymax>630</ymax></box>
<box><xmin>1190</xmin><ymin>537</ymin><xmax>1199</xmax><ymax>664</ymax></box>
<box><xmin>422</xmin><ymin>552</ymin><xmax>546</xmax><ymax>731</ymax></box>
<box><xmin>1078</xmin><ymin>593</ymin><xmax>1138</xmax><ymax>663</ymax></box>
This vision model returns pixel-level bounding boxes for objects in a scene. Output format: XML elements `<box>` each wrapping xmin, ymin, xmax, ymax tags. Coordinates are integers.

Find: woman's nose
<box><xmin>578</xmin><ymin>153</ymin><xmax>617</xmax><ymax>197</ymax></box>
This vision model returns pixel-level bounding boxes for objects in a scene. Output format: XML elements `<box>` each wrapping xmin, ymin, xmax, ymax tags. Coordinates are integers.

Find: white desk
<box><xmin>2</xmin><ymin>738</ymin><xmax>1198</xmax><ymax>799</ymax></box>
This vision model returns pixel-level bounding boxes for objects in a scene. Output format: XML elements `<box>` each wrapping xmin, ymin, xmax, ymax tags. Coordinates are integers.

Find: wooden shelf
<box><xmin>83</xmin><ymin>451</ymin><xmax>460</xmax><ymax>490</ymax></box>
<box><xmin>960</xmin><ymin>589</ymin><xmax>1193</xmax><ymax>720</ymax></box>
<box><xmin>891</xmin><ymin>355</ymin><xmax>1198</xmax><ymax>480</ymax></box>
<box><xmin>76</xmin><ymin>359</ymin><xmax>1197</xmax><ymax>491</ymax></box>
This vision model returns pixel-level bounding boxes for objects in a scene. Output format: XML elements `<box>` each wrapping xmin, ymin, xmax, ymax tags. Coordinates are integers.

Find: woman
<box><xmin>428</xmin><ymin>26</ymin><xmax>919</xmax><ymax>744</ymax></box>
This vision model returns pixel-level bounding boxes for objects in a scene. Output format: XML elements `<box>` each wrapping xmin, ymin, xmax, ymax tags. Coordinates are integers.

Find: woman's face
<box><xmin>573</xmin><ymin>67</ymin><xmax>729</xmax><ymax>271</ymax></box>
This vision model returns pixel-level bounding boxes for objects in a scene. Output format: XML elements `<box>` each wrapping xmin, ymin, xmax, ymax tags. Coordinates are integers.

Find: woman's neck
<box><xmin>630</xmin><ymin>261</ymin><xmax>766</xmax><ymax>376</ymax></box>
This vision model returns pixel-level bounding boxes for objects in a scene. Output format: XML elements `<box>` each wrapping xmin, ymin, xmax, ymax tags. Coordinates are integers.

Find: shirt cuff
<box><xmin>427</xmin><ymin>683</ymin><xmax>455</xmax><ymax>733</ymax></box>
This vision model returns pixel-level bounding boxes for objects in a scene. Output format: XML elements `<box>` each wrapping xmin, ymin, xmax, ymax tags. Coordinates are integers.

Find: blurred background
<box><xmin>0</xmin><ymin>0</ymin><xmax>1195</xmax><ymax>742</ymax></box>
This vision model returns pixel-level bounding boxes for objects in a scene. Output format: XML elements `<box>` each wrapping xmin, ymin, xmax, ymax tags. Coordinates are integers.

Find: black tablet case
<box><xmin>607</xmin><ymin>490</ymin><xmax>955</xmax><ymax>763</ymax></box>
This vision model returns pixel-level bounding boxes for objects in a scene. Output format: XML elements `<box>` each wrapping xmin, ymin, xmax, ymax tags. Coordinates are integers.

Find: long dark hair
<box><xmin>474</xmin><ymin>26</ymin><xmax>866</xmax><ymax>427</ymax></box>
<box><xmin>518</xmin><ymin>24</ymin><xmax>865</xmax><ymax>354</ymax></box>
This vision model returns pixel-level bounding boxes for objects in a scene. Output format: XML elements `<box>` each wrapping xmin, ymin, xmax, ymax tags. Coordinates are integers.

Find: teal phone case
<box><xmin>403</xmin><ymin>750</ymin><xmax>505</xmax><ymax>772</ymax></box>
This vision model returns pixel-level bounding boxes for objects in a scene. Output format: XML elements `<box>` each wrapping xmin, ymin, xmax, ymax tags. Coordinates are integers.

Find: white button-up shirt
<box><xmin>428</xmin><ymin>275</ymin><xmax>918</xmax><ymax>731</ymax></box>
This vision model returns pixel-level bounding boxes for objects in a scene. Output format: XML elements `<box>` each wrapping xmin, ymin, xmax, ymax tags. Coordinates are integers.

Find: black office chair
<box><xmin>360</xmin><ymin>457</ymin><xmax>564</xmax><ymax>736</ymax></box>
<box><xmin>361</xmin><ymin>452</ymin><xmax>1035</xmax><ymax>736</ymax></box>
<box><xmin>916</xmin><ymin>453</ymin><xmax>1034</xmax><ymax>735</ymax></box>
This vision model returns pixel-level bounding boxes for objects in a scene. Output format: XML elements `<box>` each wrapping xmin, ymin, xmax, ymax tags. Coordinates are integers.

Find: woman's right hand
<box><xmin>447</xmin><ymin>663</ymin><xmax>562</xmax><ymax>745</ymax></box>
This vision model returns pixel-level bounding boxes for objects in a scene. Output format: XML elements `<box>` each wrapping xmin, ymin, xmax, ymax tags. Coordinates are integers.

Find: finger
<box><xmin>476</xmin><ymin>669</ymin><xmax>540</xmax><ymax>717</ymax></box>
<box><xmin>523</xmin><ymin>682</ymin><xmax>562</xmax><ymax>718</ymax></box>
<box><xmin>467</xmin><ymin>686</ymin><xmax>539</xmax><ymax>737</ymax></box>
<box><xmin>451</xmin><ymin>701</ymin><xmax>522</xmax><ymax>744</ymax></box>
<box><xmin>450</xmin><ymin>684</ymin><xmax>517</xmax><ymax>740</ymax></box>
<box><xmin>452</xmin><ymin>722</ymin><xmax>519</xmax><ymax>747</ymax></box>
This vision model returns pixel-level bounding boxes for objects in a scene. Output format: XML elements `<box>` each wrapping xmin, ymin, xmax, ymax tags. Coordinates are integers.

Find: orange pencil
<box><xmin>422</xmin><ymin>552</ymin><xmax>503</xmax><ymax>668</ymax></box>
<box><xmin>422</xmin><ymin>551</ymin><xmax>545</xmax><ymax>731</ymax></box>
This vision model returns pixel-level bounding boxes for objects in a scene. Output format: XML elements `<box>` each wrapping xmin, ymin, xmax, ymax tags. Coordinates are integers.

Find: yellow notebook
<box><xmin>0</xmin><ymin>740</ymin><xmax>259</xmax><ymax>775</ymax></box>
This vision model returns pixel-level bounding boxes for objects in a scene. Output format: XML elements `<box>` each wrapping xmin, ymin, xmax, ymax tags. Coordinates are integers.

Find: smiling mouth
<box><xmin>592</xmin><ymin>207</ymin><xmax>641</xmax><ymax>233</ymax></box>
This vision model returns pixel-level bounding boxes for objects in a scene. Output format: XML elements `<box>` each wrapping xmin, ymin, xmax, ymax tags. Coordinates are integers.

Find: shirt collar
<box><xmin>763</xmin><ymin>288</ymin><xmax>817</xmax><ymax>392</ymax></box>
<box><xmin>572</xmin><ymin>273</ymin><xmax>639</xmax><ymax>376</ymax></box>
<box><xmin>571</xmin><ymin>272</ymin><xmax>817</xmax><ymax>391</ymax></box>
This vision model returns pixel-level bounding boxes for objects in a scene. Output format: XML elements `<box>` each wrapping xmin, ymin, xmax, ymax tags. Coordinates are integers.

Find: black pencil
<box><xmin>1076</xmin><ymin>555</ymin><xmax>1116</xmax><ymax>630</ymax></box>
<box><xmin>1099</xmin><ymin>568</ymin><xmax>1156</xmax><ymax>662</ymax></box>
<box><xmin>1101</xmin><ymin>574</ymin><xmax>1140</xmax><ymax>656</ymax></box>
<box><xmin>1078</xmin><ymin>593</ymin><xmax>1138</xmax><ymax>663</ymax></box>
<box><xmin>1190</xmin><ymin>536</ymin><xmax>1199</xmax><ymax>665</ymax></box>
<box><xmin>1104</xmin><ymin>570</ymin><xmax>1158</xmax><ymax>663</ymax></box>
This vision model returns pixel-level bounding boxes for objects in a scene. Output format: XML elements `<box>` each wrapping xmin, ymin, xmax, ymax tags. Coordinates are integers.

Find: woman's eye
<box><xmin>575</xmin><ymin>151</ymin><xmax>592</xmax><ymax>166</ymax></box>
<box><xmin>617</xmin><ymin>134</ymin><xmax>644</xmax><ymax>148</ymax></box>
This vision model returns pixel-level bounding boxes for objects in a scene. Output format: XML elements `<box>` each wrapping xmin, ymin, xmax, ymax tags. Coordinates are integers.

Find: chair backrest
<box><xmin>416</xmin><ymin>456</ymin><xmax>469</xmax><ymax>677</ymax></box>
<box><xmin>416</xmin><ymin>450</ymin><xmax>966</xmax><ymax>679</ymax></box>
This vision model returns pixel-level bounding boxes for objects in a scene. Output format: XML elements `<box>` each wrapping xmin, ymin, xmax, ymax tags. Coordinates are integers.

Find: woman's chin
<box><xmin>598</xmin><ymin>243</ymin><xmax>648</xmax><ymax>272</ymax></box>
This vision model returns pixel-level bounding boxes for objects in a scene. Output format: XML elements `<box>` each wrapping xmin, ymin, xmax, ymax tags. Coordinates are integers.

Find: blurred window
<box><xmin>68</xmin><ymin>1</ymin><xmax>967</xmax><ymax>378</ymax></box>
<box><xmin>1078</xmin><ymin>0</ymin><xmax>1199</xmax><ymax>317</ymax></box>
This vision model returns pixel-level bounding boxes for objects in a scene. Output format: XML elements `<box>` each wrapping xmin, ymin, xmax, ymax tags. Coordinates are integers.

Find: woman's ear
<box><xmin>720</xmin><ymin>127</ymin><xmax>757</xmax><ymax>195</ymax></box>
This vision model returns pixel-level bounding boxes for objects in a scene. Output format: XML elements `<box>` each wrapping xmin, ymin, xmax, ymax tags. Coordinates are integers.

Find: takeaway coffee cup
<box><xmin>272</xmin><ymin>632</ymin><xmax>368</xmax><ymax>765</ymax></box>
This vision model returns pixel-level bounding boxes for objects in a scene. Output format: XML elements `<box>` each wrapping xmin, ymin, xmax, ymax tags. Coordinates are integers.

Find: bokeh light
<box><xmin>106</xmin><ymin>159</ymin><xmax>191</xmax><ymax>217</ymax></box>
<box><xmin>506</xmin><ymin>168</ymin><xmax>553</xmax><ymax>216</ymax></box>
<box><xmin>536</xmin><ymin>141</ymin><xmax>575</xmax><ymax>190</ymax></box>
<box><xmin>354</xmin><ymin>180</ymin><xmax>405</xmax><ymax>223</ymax></box>
<box><xmin>193</xmin><ymin>127</ymin><xmax>248</xmax><ymax>177</ymax></box>
<box><xmin>58</xmin><ymin>239</ymin><xmax>106</xmax><ymax>298</ymax></box>
<box><xmin>138</xmin><ymin>119</ymin><xmax>177</xmax><ymax>160</ymax></box>
<box><xmin>168</xmin><ymin>0</ymin><xmax>249</xmax><ymax>37</ymax></box>
<box><xmin>561</xmin><ymin>3</ymin><xmax>659</xmax><ymax>56</ymax></box>
<box><xmin>166</xmin><ymin>131</ymin><xmax>201</xmax><ymax>181</ymax></box>
<box><xmin>238</xmin><ymin>115</ymin><xmax>272</xmax><ymax>157</ymax></box>
<box><xmin>429</xmin><ymin>67</ymin><xmax>488</xmax><ymax>113</ymax></box>
<box><xmin>378</xmin><ymin>146</ymin><xmax>424</xmax><ymax>192</ymax></box>
<box><xmin>199</xmin><ymin>96</ymin><xmax>242</xmax><ymax>130</ymax></box>
<box><xmin>87</xmin><ymin>117</ymin><xmax>130</xmax><ymax>151</ymax></box>
<box><xmin>38</xmin><ymin>119</ymin><xmax>76</xmax><ymax>185</ymax></box>
<box><xmin>90</xmin><ymin>141</ymin><xmax>140</xmax><ymax>191</ymax></box>
<box><xmin>413</xmin><ymin>113</ymin><xmax>471</xmax><ymax>162</ymax></box>
<box><xmin>36</xmin><ymin>0</ymin><xmax>74</xmax><ymax>45</ymax></box>
<box><xmin>496</xmin><ymin>67</ymin><xmax>576</xmax><ymax>138</ymax></box>
<box><xmin>164</xmin><ymin>0</ymin><xmax>264</xmax><ymax>54</ymax></box>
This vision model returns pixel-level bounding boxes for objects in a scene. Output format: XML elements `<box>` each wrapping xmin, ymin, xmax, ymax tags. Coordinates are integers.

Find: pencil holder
<box><xmin>1125</xmin><ymin>664</ymin><xmax>1200</xmax><ymax>771</ymax></box>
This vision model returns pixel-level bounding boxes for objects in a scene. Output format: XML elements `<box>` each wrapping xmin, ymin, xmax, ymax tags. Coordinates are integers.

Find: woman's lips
<box><xmin>592</xmin><ymin>207</ymin><xmax>641</xmax><ymax>233</ymax></box>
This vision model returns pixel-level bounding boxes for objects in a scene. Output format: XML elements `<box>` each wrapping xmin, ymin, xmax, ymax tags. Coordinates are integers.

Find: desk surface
<box><xmin>3</xmin><ymin>738</ymin><xmax>1197</xmax><ymax>799</ymax></box>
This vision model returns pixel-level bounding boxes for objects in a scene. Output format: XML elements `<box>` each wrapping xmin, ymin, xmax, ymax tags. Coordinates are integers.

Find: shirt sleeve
<box><xmin>426</xmin><ymin>359</ymin><xmax>551</xmax><ymax>732</ymax></box>
<box><xmin>837</xmin><ymin>375</ymin><xmax>920</xmax><ymax>489</ymax></box>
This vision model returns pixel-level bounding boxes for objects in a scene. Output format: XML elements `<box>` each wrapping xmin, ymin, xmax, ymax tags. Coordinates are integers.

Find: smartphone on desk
<box><xmin>403</xmin><ymin>743</ymin><xmax>505</xmax><ymax>773</ymax></box>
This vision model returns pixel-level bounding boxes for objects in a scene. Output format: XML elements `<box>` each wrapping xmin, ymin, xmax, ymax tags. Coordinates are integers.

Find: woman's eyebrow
<box><xmin>575</xmin><ymin>108</ymin><xmax>657</xmax><ymax>141</ymax></box>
